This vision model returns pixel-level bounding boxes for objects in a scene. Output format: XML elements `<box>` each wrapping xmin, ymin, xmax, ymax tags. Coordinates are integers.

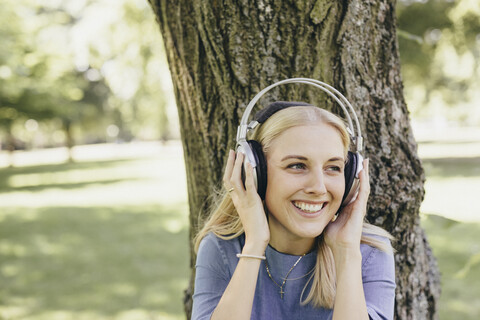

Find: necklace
<box><xmin>265</xmin><ymin>254</ymin><xmax>305</xmax><ymax>299</ymax></box>
<box><xmin>284</xmin><ymin>266</ymin><xmax>314</xmax><ymax>281</ymax></box>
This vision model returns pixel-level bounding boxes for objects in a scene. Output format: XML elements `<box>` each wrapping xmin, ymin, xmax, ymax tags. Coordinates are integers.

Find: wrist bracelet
<box><xmin>236</xmin><ymin>253</ymin><xmax>266</xmax><ymax>260</ymax></box>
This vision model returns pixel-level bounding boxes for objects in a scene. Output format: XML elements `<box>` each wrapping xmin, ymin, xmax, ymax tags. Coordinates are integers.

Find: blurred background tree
<box><xmin>0</xmin><ymin>0</ymin><xmax>177</xmax><ymax>164</ymax></box>
<box><xmin>0</xmin><ymin>0</ymin><xmax>478</xmax><ymax>160</ymax></box>
<box><xmin>397</xmin><ymin>0</ymin><xmax>480</xmax><ymax>126</ymax></box>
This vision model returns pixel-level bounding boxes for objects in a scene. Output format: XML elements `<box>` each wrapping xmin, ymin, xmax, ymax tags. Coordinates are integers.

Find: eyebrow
<box><xmin>280</xmin><ymin>155</ymin><xmax>345</xmax><ymax>162</ymax></box>
<box><xmin>280</xmin><ymin>155</ymin><xmax>308</xmax><ymax>161</ymax></box>
<box><xmin>328</xmin><ymin>157</ymin><xmax>345</xmax><ymax>162</ymax></box>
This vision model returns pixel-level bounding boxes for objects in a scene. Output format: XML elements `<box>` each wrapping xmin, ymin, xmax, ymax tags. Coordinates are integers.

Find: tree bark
<box><xmin>148</xmin><ymin>1</ymin><xmax>441</xmax><ymax>319</ymax></box>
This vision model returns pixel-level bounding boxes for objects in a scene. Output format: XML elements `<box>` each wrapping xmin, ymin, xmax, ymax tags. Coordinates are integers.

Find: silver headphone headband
<box><xmin>236</xmin><ymin>78</ymin><xmax>363</xmax><ymax>152</ymax></box>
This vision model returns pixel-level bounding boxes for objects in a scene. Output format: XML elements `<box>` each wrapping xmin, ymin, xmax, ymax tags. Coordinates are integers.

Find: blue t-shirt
<box><xmin>192</xmin><ymin>233</ymin><xmax>395</xmax><ymax>320</ymax></box>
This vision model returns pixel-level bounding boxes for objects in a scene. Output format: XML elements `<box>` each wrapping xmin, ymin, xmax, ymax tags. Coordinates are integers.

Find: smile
<box><xmin>292</xmin><ymin>201</ymin><xmax>325</xmax><ymax>213</ymax></box>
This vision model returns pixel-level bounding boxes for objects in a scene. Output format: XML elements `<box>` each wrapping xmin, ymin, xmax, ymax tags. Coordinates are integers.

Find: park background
<box><xmin>0</xmin><ymin>0</ymin><xmax>479</xmax><ymax>319</ymax></box>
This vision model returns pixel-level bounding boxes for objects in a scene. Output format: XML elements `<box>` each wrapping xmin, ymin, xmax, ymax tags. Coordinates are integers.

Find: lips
<box><xmin>292</xmin><ymin>201</ymin><xmax>325</xmax><ymax>214</ymax></box>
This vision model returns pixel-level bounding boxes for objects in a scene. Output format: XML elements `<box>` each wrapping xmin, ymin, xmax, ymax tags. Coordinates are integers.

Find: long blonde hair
<box><xmin>194</xmin><ymin>105</ymin><xmax>393</xmax><ymax>308</ymax></box>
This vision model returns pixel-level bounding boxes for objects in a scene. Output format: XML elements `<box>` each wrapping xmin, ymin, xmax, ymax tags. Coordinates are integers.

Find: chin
<box><xmin>291</xmin><ymin>220</ymin><xmax>330</xmax><ymax>239</ymax></box>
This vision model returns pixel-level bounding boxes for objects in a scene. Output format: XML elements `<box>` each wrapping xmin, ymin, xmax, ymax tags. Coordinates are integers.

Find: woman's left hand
<box><xmin>324</xmin><ymin>159</ymin><xmax>370</xmax><ymax>255</ymax></box>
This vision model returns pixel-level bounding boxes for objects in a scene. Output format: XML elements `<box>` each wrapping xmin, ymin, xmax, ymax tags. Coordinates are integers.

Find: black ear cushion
<box><xmin>342</xmin><ymin>151</ymin><xmax>358</xmax><ymax>206</ymax></box>
<box><xmin>247</xmin><ymin>140</ymin><xmax>268</xmax><ymax>199</ymax></box>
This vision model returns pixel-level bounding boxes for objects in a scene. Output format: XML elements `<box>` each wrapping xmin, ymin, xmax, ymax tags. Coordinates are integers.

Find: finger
<box><xmin>354</xmin><ymin>159</ymin><xmax>370</xmax><ymax>213</ymax></box>
<box><xmin>244</xmin><ymin>161</ymin><xmax>257</xmax><ymax>193</ymax></box>
<box><xmin>230</xmin><ymin>151</ymin><xmax>246</xmax><ymax>193</ymax></box>
<box><xmin>222</xmin><ymin>149</ymin><xmax>236</xmax><ymax>188</ymax></box>
<box><xmin>360</xmin><ymin>158</ymin><xmax>370</xmax><ymax>194</ymax></box>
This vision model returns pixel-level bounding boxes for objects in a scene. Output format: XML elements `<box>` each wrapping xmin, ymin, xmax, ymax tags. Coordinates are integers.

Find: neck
<box><xmin>268</xmin><ymin>232</ymin><xmax>315</xmax><ymax>256</ymax></box>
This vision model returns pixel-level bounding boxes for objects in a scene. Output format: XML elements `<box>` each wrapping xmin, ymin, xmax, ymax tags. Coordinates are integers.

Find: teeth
<box><xmin>293</xmin><ymin>201</ymin><xmax>324</xmax><ymax>213</ymax></box>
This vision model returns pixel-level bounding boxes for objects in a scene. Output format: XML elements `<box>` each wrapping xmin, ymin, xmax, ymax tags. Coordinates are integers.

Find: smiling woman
<box><xmin>263</xmin><ymin>124</ymin><xmax>346</xmax><ymax>255</ymax></box>
<box><xmin>192</xmin><ymin>102</ymin><xmax>395</xmax><ymax>320</ymax></box>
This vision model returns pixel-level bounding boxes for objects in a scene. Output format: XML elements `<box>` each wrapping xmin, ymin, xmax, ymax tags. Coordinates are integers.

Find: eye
<box><xmin>326</xmin><ymin>165</ymin><xmax>342</xmax><ymax>173</ymax></box>
<box><xmin>287</xmin><ymin>163</ymin><xmax>306</xmax><ymax>170</ymax></box>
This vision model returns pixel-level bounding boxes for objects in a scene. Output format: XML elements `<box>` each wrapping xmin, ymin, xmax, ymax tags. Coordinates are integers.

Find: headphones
<box><xmin>236</xmin><ymin>78</ymin><xmax>364</xmax><ymax>208</ymax></box>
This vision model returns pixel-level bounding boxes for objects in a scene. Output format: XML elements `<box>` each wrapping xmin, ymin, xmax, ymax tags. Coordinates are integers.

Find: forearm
<box><xmin>211</xmin><ymin>243</ymin><xmax>265</xmax><ymax>320</ymax></box>
<box><xmin>332</xmin><ymin>249</ymin><xmax>369</xmax><ymax>320</ymax></box>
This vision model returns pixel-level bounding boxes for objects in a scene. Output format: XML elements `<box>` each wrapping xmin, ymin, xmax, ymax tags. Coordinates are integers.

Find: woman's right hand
<box><xmin>223</xmin><ymin>150</ymin><xmax>270</xmax><ymax>254</ymax></box>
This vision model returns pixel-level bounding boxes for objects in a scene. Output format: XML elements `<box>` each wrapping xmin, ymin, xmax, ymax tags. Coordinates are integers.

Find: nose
<box><xmin>304</xmin><ymin>169</ymin><xmax>327</xmax><ymax>195</ymax></box>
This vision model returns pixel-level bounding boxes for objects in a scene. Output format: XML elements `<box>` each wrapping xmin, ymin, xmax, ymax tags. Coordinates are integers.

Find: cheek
<box><xmin>264</xmin><ymin>176</ymin><xmax>295</xmax><ymax>214</ymax></box>
<box><xmin>265</xmin><ymin>167</ymin><xmax>290</xmax><ymax>195</ymax></box>
<box><xmin>264</xmin><ymin>182</ymin><xmax>284</xmax><ymax>210</ymax></box>
<box><xmin>265</xmin><ymin>172</ymin><xmax>302</xmax><ymax>203</ymax></box>
<box><xmin>329</xmin><ymin>176</ymin><xmax>346</xmax><ymax>199</ymax></box>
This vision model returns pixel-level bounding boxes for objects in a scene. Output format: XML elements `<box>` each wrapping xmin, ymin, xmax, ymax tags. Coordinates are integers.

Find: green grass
<box><xmin>0</xmin><ymin>143</ymin><xmax>189</xmax><ymax>320</ymax></box>
<box><xmin>418</xmin><ymin>139</ymin><xmax>480</xmax><ymax>319</ymax></box>
<box><xmin>422</xmin><ymin>215</ymin><xmax>480</xmax><ymax>319</ymax></box>
<box><xmin>0</xmin><ymin>141</ymin><xmax>479</xmax><ymax>319</ymax></box>
<box><xmin>420</xmin><ymin>156</ymin><xmax>480</xmax><ymax>222</ymax></box>
<box><xmin>0</xmin><ymin>205</ymin><xmax>188</xmax><ymax>320</ymax></box>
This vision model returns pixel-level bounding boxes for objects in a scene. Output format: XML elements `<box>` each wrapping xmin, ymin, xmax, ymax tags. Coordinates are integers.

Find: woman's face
<box><xmin>264</xmin><ymin>123</ymin><xmax>346</xmax><ymax>254</ymax></box>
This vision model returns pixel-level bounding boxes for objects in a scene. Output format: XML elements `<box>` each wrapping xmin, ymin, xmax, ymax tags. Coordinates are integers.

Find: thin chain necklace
<box><xmin>265</xmin><ymin>254</ymin><xmax>305</xmax><ymax>299</ymax></box>
<box><xmin>284</xmin><ymin>266</ymin><xmax>315</xmax><ymax>281</ymax></box>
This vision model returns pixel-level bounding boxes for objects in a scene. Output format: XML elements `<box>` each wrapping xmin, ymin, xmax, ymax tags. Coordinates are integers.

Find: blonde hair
<box><xmin>194</xmin><ymin>105</ymin><xmax>394</xmax><ymax>308</ymax></box>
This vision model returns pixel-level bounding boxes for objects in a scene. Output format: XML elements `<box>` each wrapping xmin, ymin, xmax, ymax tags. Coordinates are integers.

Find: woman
<box><xmin>192</xmin><ymin>103</ymin><xmax>396</xmax><ymax>320</ymax></box>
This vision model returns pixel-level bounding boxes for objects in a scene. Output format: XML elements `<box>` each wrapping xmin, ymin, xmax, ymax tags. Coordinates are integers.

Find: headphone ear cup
<box><xmin>342</xmin><ymin>151</ymin><xmax>359</xmax><ymax>207</ymax></box>
<box><xmin>247</xmin><ymin>140</ymin><xmax>268</xmax><ymax>199</ymax></box>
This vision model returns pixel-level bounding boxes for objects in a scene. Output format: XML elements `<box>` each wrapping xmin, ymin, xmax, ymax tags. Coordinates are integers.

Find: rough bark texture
<box><xmin>148</xmin><ymin>1</ymin><xmax>441</xmax><ymax>319</ymax></box>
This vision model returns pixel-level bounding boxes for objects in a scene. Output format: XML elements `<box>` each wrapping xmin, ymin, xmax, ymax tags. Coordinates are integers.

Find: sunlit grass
<box><xmin>417</xmin><ymin>135</ymin><xmax>480</xmax><ymax>320</ymax></box>
<box><xmin>0</xmin><ymin>142</ymin><xmax>189</xmax><ymax>320</ymax></box>
<box><xmin>421</xmin><ymin>177</ymin><xmax>480</xmax><ymax>222</ymax></box>
<box><xmin>0</xmin><ymin>205</ymin><xmax>190</xmax><ymax>319</ymax></box>
<box><xmin>0</xmin><ymin>143</ymin><xmax>187</xmax><ymax>208</ymax></box>
<box><xmin>422</xmin><ymin>215</ymin><xmax>480</xmax><ymax>320</ymax></box>
<box><xmin>1</xmin><ymin>139</ymin><xmax>479</xmax><ymax>319</ymax></box>
<box><xmin>419</xmin><ymin>149</ymin><xmax>480</xmax><ymax>223</ymax></box>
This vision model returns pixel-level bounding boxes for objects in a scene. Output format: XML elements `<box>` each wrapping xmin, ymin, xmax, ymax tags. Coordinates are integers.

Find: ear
<box><xmin>331</xmin><ymin>213</ymin><xmax>339</xmax><ymax>222</ymax></box>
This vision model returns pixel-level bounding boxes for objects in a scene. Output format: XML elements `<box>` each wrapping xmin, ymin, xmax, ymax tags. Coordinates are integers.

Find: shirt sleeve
<box><xmin>362</xmin><ymin>243</ymin><xmax>396</xmax><ymax>320</ymax></box>
<box><xmin>191</xmin><ymin>234</ymin><xmax>232</xmax><ymax>320</ymax></box>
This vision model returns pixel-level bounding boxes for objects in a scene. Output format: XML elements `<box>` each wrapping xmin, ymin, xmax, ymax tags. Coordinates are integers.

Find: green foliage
<box><xmin>0</xmin><ymin>0</ymin><xmax>174</xmax><ymax>150</ymax></box>
<box><xmin>397</xmin><ymin>0</ymin><xmax>480</xmax><ymax>124</ymax></box>
<box><xmin>397</xmin><ymin>0</ymin><xmax>454</xmax><ymax>79</ymax></box>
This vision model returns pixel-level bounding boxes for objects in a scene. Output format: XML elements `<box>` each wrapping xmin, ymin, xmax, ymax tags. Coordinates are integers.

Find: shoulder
<box><xmin>360</xmin><ymin>237</ymin><xmax>395</xmax><ymax>280</ymax></box>
<box><xmin>196</xmin><ymin>233</ymin><xmax>245</xmax><ymax>274</ymax></box>
<box><xmin>360</xmin><ymin>237</ymin><xmax>396</xmax><ymax>319</ymax></box>
<box><xmin>192</xmin><ymin>234</ymin><xmax>245</xmax><ymax>319</ymax></box>
<box><xmin>198</xmin><ymin>232</ymin><xmax>245</xmax><ymax>254</ymax></box>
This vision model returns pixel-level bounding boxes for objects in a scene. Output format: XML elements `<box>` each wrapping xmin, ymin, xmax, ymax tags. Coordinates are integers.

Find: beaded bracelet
<box><xmin>236</xmin><ymin>253</ymin><xmax>266</xmax><ymax>260</ymax></box>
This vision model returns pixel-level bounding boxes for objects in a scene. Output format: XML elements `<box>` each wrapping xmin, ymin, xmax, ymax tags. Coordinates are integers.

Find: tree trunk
<box><xmin>5</xmin><ymin>124</ymin><xmax>15</xmax><ymax>168</ymax></box>
<box><xmin>62</xmin><ymin>119</ymin><xmax>75</xmax><ymax>162</ymax></box>
<box><xmin>148</xmin><ymin>1</ymin><xmax>441</xmax><ymax>319</ymax></box>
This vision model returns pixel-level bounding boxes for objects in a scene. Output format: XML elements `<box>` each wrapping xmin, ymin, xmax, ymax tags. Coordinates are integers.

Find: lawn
<box><xmin>418</xmin><ymin>137</ymin><xmax>480</xmax><ymax>319</ymax></box>
<box><xmin>0</xmin><ymin>142</ymin><xmax>189</xmax><ymax>320</ymax></box>
<box><xmin>0</xmin><ymin>139</ymin><xmax>479</xmax><ymax>319</ymax></box>
<box><xmin>421</xmin><ymin>214</ymin><xmax>480</xmax><ymax>319</ymax></box>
